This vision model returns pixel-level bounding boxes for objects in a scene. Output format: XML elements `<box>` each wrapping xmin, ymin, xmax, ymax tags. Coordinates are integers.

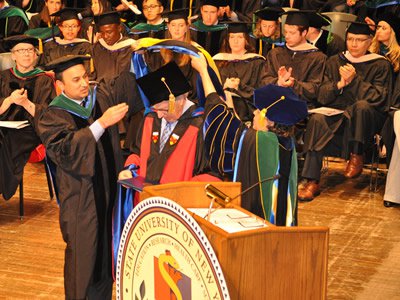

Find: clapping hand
<box><xmin>277</xmin><ymin>66</ymin><xmax>294</xmax><ymax>87</ymax></box>
<box><xmin>0</xmin><ymin>88</ymin><xmax>28</xmax><ymax>115</ymax></box>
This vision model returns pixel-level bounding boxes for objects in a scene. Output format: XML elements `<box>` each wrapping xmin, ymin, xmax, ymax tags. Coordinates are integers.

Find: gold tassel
<box><xmin>38</xmin><ymin>38</ymin><xmax>43</xmax><ymax>54</ymax></box>
<box><xmin>90</xmin><ymin>57</ymin><xmax>94</xmax><ymax>73</ymax></box>
<box><xmin>168</xmin><ymin>93</ymin><xmax>175</xmax><ymax>114</ymax></box>
<box><xmin>161</xmin><ymin>77</ymin><xmax>175</xmax><ymax>113</ymax></box>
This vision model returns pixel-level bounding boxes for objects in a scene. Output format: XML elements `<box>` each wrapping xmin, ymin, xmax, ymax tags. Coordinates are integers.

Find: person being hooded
<box><xmin>37</xmin><ymin>55</ymin><xmax>129</xmax><ymax>300</ymax></box>
<box><xmin>0</xmin><ymin>35</ymin><xmax>55</xmax><ymax>201</ymax></box>
<box><xmin>114</xmin><ymin>61</ymin><xmax>220</xmax><ymax>269</ymax></box>
<box><xmin>298</xmin><ymin>21</ymin><xmax>393</xmax><ymax>202</ymax></box>
<box><xmin>191</xmin><ymin>52</ymin><xmax>308</xmax><ymax>226</ymax></box>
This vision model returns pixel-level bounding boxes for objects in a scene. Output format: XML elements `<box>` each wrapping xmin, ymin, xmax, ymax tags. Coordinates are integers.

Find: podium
<box><xmin>140</xmin><ymin>182</ymin><xmax>329</xmax><ymax>299</ymax></box>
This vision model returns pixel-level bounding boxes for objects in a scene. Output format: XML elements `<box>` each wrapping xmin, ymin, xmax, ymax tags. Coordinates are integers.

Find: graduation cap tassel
<box><xmin>161</xmin><ymin>77</ymin><xmax>175</xmax><ymax>113</ymax></box>
<box><xmin>38</xmin><ymin>38</ymin><xmax>43</xmax><ymax>54</ymax></box>
<box><xmin>260</xmin><ymin>96</ymin><xmax>285</xmax><ymax>122</ymax></box>
<box><xmin>189</xmin><ymin>0</ymin><xmax>193</xmax><ymax>19</ymax></box>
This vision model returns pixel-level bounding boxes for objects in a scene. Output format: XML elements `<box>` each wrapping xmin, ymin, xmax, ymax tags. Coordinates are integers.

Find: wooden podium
<box><xmin>140</xmin><ymin>182</ymin><xmax>329</xmax><ymax>299</ymax></box>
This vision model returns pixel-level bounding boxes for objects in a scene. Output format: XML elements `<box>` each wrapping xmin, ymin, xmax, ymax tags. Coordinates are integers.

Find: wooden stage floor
<box><xmin>1</xmin><ymin>160</ymin><xmax>400</xmax><ymax>299</ymax></box>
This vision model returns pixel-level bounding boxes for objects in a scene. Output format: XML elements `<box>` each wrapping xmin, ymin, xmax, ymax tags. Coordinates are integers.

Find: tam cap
<box><xmin>95</xmin><ymin>11</ymin><xmax>121</xmax><ymax>26</ymax></box>
<box><xmin>282</xmin><ymin>11</ymin><xmax>310</xmax><ymax>27</ymax></box>
<box><xmin>345</xmin><ymin>21</ymin><xmax>375</xmax><ymax>36</ymax></box>
<box><xmin>254</xmin><ymin>7</ymin><xmax>283</xmax><ymax>21</ymax></box>
<box><xmin>4</xmin><ymin>35</ymin><xmax>38</xmax><ymax>51</ymax></box>
<box><xmin>136</xmin><ymin>61</ymin><xmax>191</xmax><ymax>109</ymax></box>
<box><xmin>253</xmin><ymin>84</ymin><xmax>308</xmax><ymax>126</ymax></box>
<box><xmin>50</xmin><ymin>7</ymin><xmax>85</xmax><ymax>23</ymax></box>
<box><xmin>223</xmin><ymin>21</ymin><xmax>252</xmax><ymax>34</ymax></box>
<box><xmin>307</xmin><ymin>12</ymin><xmax>331</xmax><ymax>29</ymax></box>
<box><xmin>201</xmin><ymin>0</ymin><xmax>229</xmax><ymax>8</ymax></box>
<box><xmin>163</xmin><ymin>8</ymin><xmax>191</xmax><ymax>22</ymax></box>
<box><xmin>44</xmin><ymin>54</ymin><xmax>91</xmax><ymax>74</ymax></box>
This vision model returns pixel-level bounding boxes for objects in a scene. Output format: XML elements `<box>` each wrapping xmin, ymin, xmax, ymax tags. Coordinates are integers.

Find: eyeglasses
<box><xmin>346</xmin><ymin>37</ymin><xmax>370</xmax><ymax>44</ymax></box>
<box><xmin>12</xmin><ymin>48</ymin><xmax>36</xmax><ymax>54</ymax></box>
<box><xmin>143</xmin><ymin>4</ymin><xmax>160</xmax><ymax>11</ymax></box>
<box><xmin>61</xmin><ymin>25</ymin><xmax>80</xmax><ymax>30</ymax></box>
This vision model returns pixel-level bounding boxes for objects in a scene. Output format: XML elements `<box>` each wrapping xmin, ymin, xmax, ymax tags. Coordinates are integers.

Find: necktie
<box><xmin>159</xmin><ymin>122</ymin><xmax>173</xmax><ymax>153</ymax></box>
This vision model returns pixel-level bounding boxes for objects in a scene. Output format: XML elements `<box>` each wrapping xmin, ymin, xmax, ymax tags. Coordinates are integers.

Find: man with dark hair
<box><xmin>263</xmin><ymin>11</ymin><xmax>327</xmax><ymax>108</ymax></box>
<box><xmin>129</xmin><ymin>0</ymin><xmax>166</xmax><ymax>39</ymax></box>
<box><xmin>37</xmin><ymin>55</ymin><xmax>129</xmax><ymax>299</ymax></box>
<box><xmin>0</xmin><ymin>35</ymin><xmax>55</xmax><ymax>200</ymax></box>
<box><xmin>190</xmin><ymin>0</ymin><xmax>228</xmax><ymax>56</ymax></box>
<box><xmin>92</xmin><ymin>11</ymin><xmax>136</xmax><ymax>83</ymax></box>
<box><xmin>298</xmin><ymin>21</ymin><xmax>393</xmax><ymax>201</ymax></box>
<box><xmin>0</xmin><ymin>0</ymin><xmax>29</xmax><ymax>52</ymax></box>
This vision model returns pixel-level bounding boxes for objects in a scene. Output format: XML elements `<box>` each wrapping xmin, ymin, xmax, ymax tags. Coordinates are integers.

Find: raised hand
<box><xmin>98</xmin><ymin>103</ymin><xmax>129</xmax><ymax>129</ymax></box>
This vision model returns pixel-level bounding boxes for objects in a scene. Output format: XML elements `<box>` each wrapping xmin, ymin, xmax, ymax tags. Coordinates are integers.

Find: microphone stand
<box><xmin>204</xmin><ymin>174</ymin><xmax>281</xmax><ymax>220</ymax></box>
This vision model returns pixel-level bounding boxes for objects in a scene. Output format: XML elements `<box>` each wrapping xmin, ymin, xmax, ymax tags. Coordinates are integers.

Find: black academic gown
<box><xmin>92</xmin><ymin>37</ymin><xmax>133</xmax><ymax>83</ymax></box>
<box><xmin>264</xmin><ymin>45</ymin><xmax>327</xmax><ymax>107</ymax></box>
<box><xmin>40</xmin><ymin>38</ymin><xmax>93</xmax><ymax>71</ymax></box>
<box><xmin>0</xmin><ymin>6</ymin><xmax>29</xmax><ymax>53</ymax></box>
<box><xmin>0</xmin><ymin>69</ymin><xmax>55</xmax><ymax>200</ymax></box>
<box><xmin>190</xmin><ymin>21</ymin><xmax>227</xmax><ymax>57</ymax></box>
<box><xmin>214</xmin><ymin>53</ymin><xmax>268</xmax><ymax>121</ymax></box>
<box><xmin>303</xmin><ymin>52</ymin><xmax>392</xmax><ymax>162</ymax></box>
<box><xmin>314</xmin><ymin>30</ymin><xmax>346</xmax><ymax>57</ymax></box>
<box><xmin>36</xmin><ymin>84</ymin><xmax>124</xmax><ymax>300</ymax></box>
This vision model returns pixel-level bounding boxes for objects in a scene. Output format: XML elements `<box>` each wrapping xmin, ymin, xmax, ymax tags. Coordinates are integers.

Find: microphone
<box><xmin>204</xmin><ymin>174</ymin><xmax>281</xmax><ymax>218</ymax></box>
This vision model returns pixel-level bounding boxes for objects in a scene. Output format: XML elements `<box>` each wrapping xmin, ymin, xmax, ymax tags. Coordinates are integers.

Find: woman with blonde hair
<box><xmin>251</xmin><ymin>7</ymin><xmax>284</xmax><ymax>57</ymax></box>
<box><xmin>369</xmin><ymin>13</ymin><xmax>400</xmax><ymax>75</ymax></box>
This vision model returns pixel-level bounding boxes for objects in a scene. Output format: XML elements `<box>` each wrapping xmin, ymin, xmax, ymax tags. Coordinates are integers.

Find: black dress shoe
<box><xmin>383</xmin><ymin>200</ymin><xmax>400</xmax><ymax>207</ymax></box>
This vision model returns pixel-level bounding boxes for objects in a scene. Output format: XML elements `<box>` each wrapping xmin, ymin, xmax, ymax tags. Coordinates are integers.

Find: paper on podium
<box><xmin>187</xmin><ymin>208</ymin><xmax>268</xmax><ymax>233</ymax></box>
<box><xmin>0</xmin><ymin>120</ymin><xmax>30</xmax><ymax>129</ymax></box>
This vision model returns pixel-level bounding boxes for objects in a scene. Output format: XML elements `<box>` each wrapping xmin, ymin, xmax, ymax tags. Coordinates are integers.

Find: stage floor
<box><xmin>1</xmin><ymin>160</ymin><xmax>400</xmax><ymax>299</ymax></box>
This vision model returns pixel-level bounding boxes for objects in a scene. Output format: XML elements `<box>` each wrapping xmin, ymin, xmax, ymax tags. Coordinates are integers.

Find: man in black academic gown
<box><xmin>190</xmin><ymin>0</ymin><xmax>228</xmax><ymax>56</ymax></box>
<box><xmin>37</xmin><ymin>55</ymin><xmax>129</xmax><ymax>299</ymax></box>
<box><xmin>263</xmin><ymin>11</ymin><xmax>327</xmax><ymax>108</ymax></box>
<box><xmin>298</xmin><ymin>21</ymin><xmax>393</xmax><ymax>201</ymax></box>
<box><xmin>0</xmin><ymin>35</ymin><xmax>55</xmax><ymax>200</ymax></box>
<box><xmin>0</xmin><ymin>0</ymin><xmax>29</xmax><ymax>53</ymax></box>
<box><xmin>92</xmin><ymin>11</ymin><xmax>136</xmax><ymax>83</ymax></box>
<box><xmin>306</xmin><ymin>12</ymin><xmax>346</xmax><ymax>57</ymax></box>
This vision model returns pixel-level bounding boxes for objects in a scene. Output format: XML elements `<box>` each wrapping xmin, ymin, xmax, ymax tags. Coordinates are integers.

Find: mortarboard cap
<box><xmin>201</xmin><ymin>0</ymin><xmax>229</xmax><ymax>8</ymax></box>
<box><xmin>4</xmin><ymin>35</ymin><xmax>38</xmax><ymax>51</ymax></box>
<box><xmin>307</xmin><ymin>12</ymin><xmax>331</xmax><ymax>29</ymax></box>
<box><xmin>345</xmin><ymin>21</ymin><xmax>375</xmax><ymax>36</ymax></box>
<box><xmin>253</xmin><ymin>84</ymin><xmax>308</xmax><ymax>126</ymax></box>
<box><xmin>95</xmin><ymin>11</ymin><xmax>121</xmax><ymax>26</ymax></box>
<box><xmin>378</xmin><ymin>13</ymin><xmax>400</xmax><ymax>43</ymax></box>
<box><xmin>282</xmin><ymin>11</ymin><xmax>310</xmax><ymax>27</ymax></box>
<box><xmin>163</xmin><ymin>8</ymin><xmax>191</xmax><ymax>22</ymax></box>
<box><xmin>44</xmin><ymin>54</ymin><xmax>91</xmax><ymax>74</ymax></box>
<box><xmin>254</xmin><ymin>7</ymin><xmax>284</xmax><ymax>21</ymax></box>
<box><xmin>136</xmin><ymin>61</ymin><xmax>191</xmax><ymax>107</ymax></box>
<box><xmin>50</xmin><ymin>7</ymin><xmax>85</xmax><ymax>22</ymax></box>
<box><xmin>223</xmin><ymin>21</ymin><xmax>252</xmax><ymax>34</ymax></box>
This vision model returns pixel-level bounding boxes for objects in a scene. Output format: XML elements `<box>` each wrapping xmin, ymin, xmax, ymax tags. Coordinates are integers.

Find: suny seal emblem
<box><xmin>116</xmin><ymin>197</ymin><xmax>230</xmax><ymax>300</ymax></box>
